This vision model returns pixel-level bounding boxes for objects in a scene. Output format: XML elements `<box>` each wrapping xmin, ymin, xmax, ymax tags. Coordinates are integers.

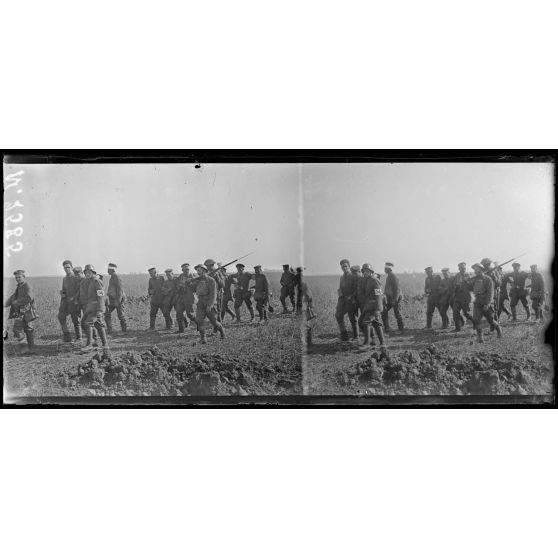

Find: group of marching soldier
<box><xmin>333</xmin><ymin>258</ymin><xmax>547</xmax><ymax>354</ymax></box>
<box><xmin>4</xmin><ymin>255</ymin><xmax>546</xmax><ymax>355</ymax></box>
<box><xmin>4</xmin><ymin>259</ymin><xmax>315</xmax><ymax>354</ymax></box>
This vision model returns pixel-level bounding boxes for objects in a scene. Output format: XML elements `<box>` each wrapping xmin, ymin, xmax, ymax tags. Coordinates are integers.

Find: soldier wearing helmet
<box><xmin>359</xmin><ymin>264</ymin><xmax>388</xmax><ymax>357</ymax></box>
<box><xmin>193</xmin><ymin>264</ymin><xmax>225</xmax><ymax>344</ymax></box>
<box><xmin>79</xmin><ymin>264</ymin><xmax>109</xmax><ymax>354</ymax></box>
<box><xmin>279</xmin><ymin>264</ymin><xmax>296</xmax><ymax>313</ymax></box>
<box><xmin>232</xmin><ymin>263</ymin><xmax>254</xmax><ymax>322</ymax></box>
<box><xmin>471</xmin><ymin>263</ymin><xmax>502</xmax><ymax>343</ymax></box>
<box><xmin>424</xmin><ymin>266</ymin><xmax>442</xmax><ymax>330</ymax></box>
<box><xmin>204</xmin><ymin>259</ymin><xmax>226</xmax><ymax>324</ymax></box>
<box><xmin>450</xmin><ymin>262</ymin><xmax>473</xmax><ymax>332</ymax></box>
<box><xmin>175</xmin><ymin>263</ymin><xmax>197</xmax><ymax>333</ymax></box>
<box><xmin>528</xmin><ymin>264</ymin><xmax>546</xmax><ymax>322</ymax></box>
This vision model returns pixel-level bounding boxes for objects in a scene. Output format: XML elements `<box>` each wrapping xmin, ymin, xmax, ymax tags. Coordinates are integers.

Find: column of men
<box><xmin>421</xmin><ymin>259</ymin><xmax>546</xmax><ymax>343</ymax></box>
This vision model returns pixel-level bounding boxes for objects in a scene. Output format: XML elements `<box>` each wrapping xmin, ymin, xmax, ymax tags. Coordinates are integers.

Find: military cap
<box><xmin>385</xmin><ymin>262</ymin><xmax>394</xmax><ymax>268</ymax></box>
<box><xmin>296</xmin><ymin>267</ymin><xmax>303</xmax><ymax>273</ymax></box>
<box><xmin>148</xmin><ymin>267</ymin><xmax>156</xmax><ymax>273</ymax></box>
<box><xmin>62</xmin><ymin>260</ymin><xmax>73</xmax><ymax>267</ymax></box>
<box><xmin>350</xmin><ymin>265</ymin><xmax>361</xmax><ymax>272</ymax></box>
<box><xmin>181</xmin><ymin>263</ymin><xmax>190</xmax><ymax>268</ymax></box>
<box><xmin>204</xmin><ymin>258</ymin><xmax>215</xmax><ymax>266</ymax></box>
<box><xmin>340</xmin><ymin>259</ymin><xmax>350</xmax><ymax>267</ymax></box>
<box><xmin>236</xmin><ymin>263</ymin><xmax>245</xmax><ymax>269</ymax></box>
<box><xmin>441</xmin><ymin>267</ymin><xmax>450</xmax><ymax>272</ymax></box>
<box><xmin>13</xmin><ymin>269</ymin><xmax>25</xmax><ymax>276</ymax></box>
<box><xmin>165</xmin><ymin>268</ymin><xmax>173</xmax><ymax>273</ymax></box>
<box><xmin>512</xmin><ymin>262</ymin><xmax>520</xmax><ymax>268</ymax></box>
<box><xmin>472</xmin><ymin>263</ymin><xmax>482</xmax><ymax>270</ymax></box>
<box><xmin>530</xmin><ymin>264</ymin><xmax>537</xmax><ymax>269</ymax></box>
<box><xmin>458</xmin><ymin>262</ymin><xmax>466</xmax><ymax>267</ymax></box>
<box><xmin>73</xmin><ymin>266</ymin><xmax>83</xmax><ymax>273</ymax></box>
<box><xmin>361</xmin><ymin>263</ymin><xmax>373</xmax><ymax>273</ymax></box>
<box><xmin>108</xmin><ymin>263</ymin><xmax>117</xmax><ymax>269</ymax></box>
<box><xmin>254</xmin><ymin>265</ymin><xmax>262</xmax><ymax>270</ymax></box>
<box><xmin>424</xmin><ymin>266</ymin><xmax>433</xmax><ymax>272</ymax></box>
<box><xmin>84</xmin><ymin>264</ymin><xmax>95</xmax><ymax>272</ymax></box>
<box><xmin>480</xmin><ymin>258</ymin><xmax>492</xmax><ymax>266</ymax></box>
<box><xmin>195</xmin><ymin>263</ymin><xmax>207</xmax><ymax>271</ymax></box>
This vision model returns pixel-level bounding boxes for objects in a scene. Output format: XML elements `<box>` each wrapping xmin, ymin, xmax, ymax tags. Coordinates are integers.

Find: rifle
<box><xmin>217</xmin><ymin>251</ymin><xmax>256</xmax><ymax>271</ymax></box>
<box><xmin>487</xmin><ymin>252</ymin><xmax>528</xmax><ymax>274</ymax></box>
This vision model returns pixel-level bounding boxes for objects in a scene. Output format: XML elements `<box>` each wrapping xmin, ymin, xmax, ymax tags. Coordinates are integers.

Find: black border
<box><xmin>2</xmin><ymin>149</ymin><xmax>556</xmax><ymax>408</ymax></box>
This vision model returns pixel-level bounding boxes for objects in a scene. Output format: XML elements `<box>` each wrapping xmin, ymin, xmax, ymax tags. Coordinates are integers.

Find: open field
<box><xmin>302</xmin><ymin>273</ymin><xmax>554</xmax><ymax>397</ymax></box>
<box><xmin>3</xmin><ymin>272</ymin><xmax>303</xmax><ymax>399</ymax></box>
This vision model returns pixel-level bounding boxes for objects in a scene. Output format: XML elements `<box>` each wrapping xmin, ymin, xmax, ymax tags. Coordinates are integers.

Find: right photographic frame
<box><xmin>299</xmin><ymin>156</ymin><xmax>555</xmax><ymax>404</ymax></box>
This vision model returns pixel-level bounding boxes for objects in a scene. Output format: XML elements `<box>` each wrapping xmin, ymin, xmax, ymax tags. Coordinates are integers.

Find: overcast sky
<box><xmin>303</xmin><ymin>162</ymin><xmax>554</xmax><ymax>274</ymax></box>
<box><xmin>3</xmin><ymin>163</ymin><xmax>301</xmax><ymax>277</ymax></box>
<box><xmin>3</xmin><ymin>161</ymin><xmax>554</xmax><ymax>278</ymax></box>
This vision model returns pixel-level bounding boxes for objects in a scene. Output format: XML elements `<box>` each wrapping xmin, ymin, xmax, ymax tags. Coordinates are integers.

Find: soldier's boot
<box><xmin>80</xmin><ymin>327</ymin><xmax>94</xmax><ymax>353</ymax></box>
<box><xmin>199</xmin><ymin>331</ymin><xmax>207</xmax><ymax>344</ymax></box>
<box><xmin>63</xmin><ymin>331</ymin><xmax>72</xmax><ymax>343</ymax></box>
<box><xmin>477</xmin><ymin>329</ymin><xmax>484</xmax><ymax>343</ymax></box>
<box><xmin>218</xmin><ymin>324</ymin><xmax>225</xmax><ymax>339</ymax></box>
<box><xmin>525</xmin><ymin>307</ymin><xmax>531</xmax><ymax>321</ymax></box>
<box><xmin>511</xmin><ymin>307</ymin><xmax>517</xmax><ymax>321</ymax></box>
<box><xmin>495</xmin><ymin>323</ymin><xmax>502</xmax><ymax>339</ymax></box>
<box><xmin>379</xmin><ymin>345</ymin><xmax>389</xmax><ymax>359</ymax></box>
<box><xmin>97</xmin><ymin>326</ymin><xmax>109</xmax><ymax>348</ymax></box>
<box><xmin>105</xmin><ymin>316</ymin><xmax>113</xmax><ymax>335</ymax></box>
<box><xmin>73</xmin><ymin>324</ymin><xmax>82</xmax><ymax>341</ymax></box>
<box><xmin>281</xmin><ymin>303</ymin><xmax>289</xmax><ymax>314</ymax></box>
<box><xmin>176</xmin><ymin>317</ymin><xmax>185</xmax><ymax>334</ymax></box>
<box><xmin>120</xmin><ymin>320</ymin><xmax>127</xmax><ymax>333</ymax></box>
<box><xmin>262</xmin><ymin>309</ymin><xmax>268</xmax><ymax>323</ymax></box>
<box><xmin>442</xmin><ymin>315</ymin><xmax>449</xmax><ymax>329</ymax></box>
<box><xmin>424</xmin><ymin>315</ymin><xmax>433</xmax><ymax>330</ymax></box>
<box><xmin>340</xmin><ymin>328</ymin><xmax>349</xmax><ymax>342</ymax></box>
<box><xmin>165</xmin><ymin>316</ymin><xmax>172</xmax><ymax>330</ymax></box>
<box><xmin>351</xmin><ymin>323</ymin><xmax>358</xmax><ymax>340</ymax></box>
<box><xmin>149</xmin><ymin>315</ymin><xmax>156</xmax><ymax>330</ymax></box>
<box><xmin>235</xmin><ymin>308</ymin><xmax>241</xmax><ymax>323</ymax></box>
<box><xmin>92</xmin><ymin>328</ymin><xmax>98</xmax><ymax>346</ymax></box>
<box><xmin>397</xmin><ymin>318</ymin><xmax>404</xmax><ymax>332</ymax></box>
<box><xmin>226</xmin><ymin>307</ymin><xmax>236</xmax><ymax>320</ymax></box>
<box><xmin>249</xmin><ymin>307</ymin><xmax>255</xmax><ymax>321</ymax></box>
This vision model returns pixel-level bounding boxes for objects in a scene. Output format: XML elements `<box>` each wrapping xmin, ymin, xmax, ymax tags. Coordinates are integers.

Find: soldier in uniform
<box><xmin>79</xmin><ymin>264</ymin><xmax>109</xmax><ymax>354</ymax></box>
<box><xmin>4</xmin><ymin>270</ymin><xmax>37</xmax><ymax>354</ymax></box>
<box><xmin>497</xmin><ymin>271</ymin><xmax>512</xmax><ymax>320</ymax></box>
<box><xmin>205</xmin><ymin>259</ymin><xmax>226</xmax><ymax>323</ymax></box>
<box><xmin>104</xmin><ymin>263</ymin><xmax>127</xmax><ymax>334</ymax></box>
<box><xmin>359</xmin><ymin>264</ymin><xmax>388</xmax><ymax>357</ymax></box>
<box><xmin>480</xmin><ymin>258</ymin><xmax>501</xmax><ymax>325</ymax></box>
<box><xmin>221</xmin><ymin>269</ymin><xmax>237</xmax><ymax>321</ymax></box>
<box><xmin>147</xmin><ymin>267</ymin><xmax>165</xmax><ymax>330</ymax></box>
<box><xmin>58</xmin><ymin>260</ymin><xmax>82</xmax><ymax>342</ymax></box>
<box><xmin>294</xmin><ymin>267</ymin><xmax>304</xmax><ymax>314</ymax></box>
<box><xmin>470</xmin><ymin>263</ymin><xmax>502</xmax><ymax>343</ymax></box>
<box><xmin>438</xmin><ymin>268</ymin><xmax>452</xmax><ymax>329</ymax></box>
<box><xmin>161</xmin><ymin>268</ymin><xmax>177</xmax><ymax>330</ymax></box>
<box><xmin>175</xmin><ymin>263</ymin><xmax>197</xmax><ymax>333</ymax></box>
<box><xmin>450</xmin><ymin>262</ymin><xmax>473</xmax><ymax>332</ymax></box>
<box><xmin>382</xmin><ymin>262</ymin><xmax>404</xmax><ymax>333</ymax></box>
<box><xmin>354</xmin><ymin>265</ymin><xmax>366</xmax><ymax>333</ymax></box>
<box><xmin>528</xmin><ymin>264</ymin><xmax>545</xmax><ymax>322</ymax></box>
<box><xmin>192</xmin><ymin>264</ymin><xmax>225</xmax><ymax>344</ymax></box>
<box><xmin>279</xmin><ymin>264</ymin><xmax>296</xmax><ymax>313</ymax></box>
<box><xmin>507</xmin><ymin>262</ymin><xmax>531</xmax><ymax>321</ymax></box>
<box><xmin>232</xmin><ymin>263</ymin><xmax>254</xmax><ymax>322</ymax></box>
<box><xmin>253</xmin><ymin>265</ymin><xmax>270</xmax><ymax>323</ymax></box>
<box><xmin>335</xmin><ymin>259</ymin><xmax>358</xmax><ymax>341</ymax></box>
<box><xmin>424</xmin><ymin>266</ymin><xmax>442</xmax><ymax>329</ymax></box>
